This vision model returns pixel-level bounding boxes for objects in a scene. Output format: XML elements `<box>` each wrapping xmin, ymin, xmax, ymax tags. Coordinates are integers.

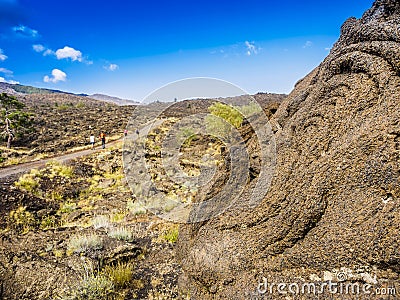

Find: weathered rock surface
<box><xmin>178</xmin><ymin>1</ymin><xmax>400</xmax><ymax>298</ymax></box>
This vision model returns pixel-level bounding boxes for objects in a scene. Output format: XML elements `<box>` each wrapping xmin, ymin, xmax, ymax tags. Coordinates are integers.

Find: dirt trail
<box><xmin>0</xmin><ymin>121</ymin><xmax>160</xmax><ymax>179</ymax></box>
<box><xmin>0</xmin><ymin>139</ymin><xmax>121</xmax><ymax>179</ymax></box>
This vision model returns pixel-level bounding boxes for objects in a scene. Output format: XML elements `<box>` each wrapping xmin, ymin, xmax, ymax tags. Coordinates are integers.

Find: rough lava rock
<box><xmin>177</xmin><ymin>1</ymin><xmax>400</xmax><ymax>298</ymax></box>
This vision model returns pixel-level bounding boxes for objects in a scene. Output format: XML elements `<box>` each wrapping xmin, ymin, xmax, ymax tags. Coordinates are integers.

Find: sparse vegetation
<box><xmin>7</xmin><ymin>206</ymin><xmax>36</xmax><ymax>233</ymax></box>
<box><xmin>40</xmin><ymin>215</ymin><xmax>58</xmax><ymax>229</ymax></box>
<box><xmin>56</xmin><ymin>103</ymin><xmax>72</xmax><ymax>110</ymax></box>
<box><xmin>15</xmin><ymin>170</ymin><xmax>40</xmax><ymax>194</ymax></box>
<box><xmin>206</xmin><ymin>106</ymin><xmax>239</xmax><ymax>138</ymax></box>
<box><xmin>205</xmin><ymin>101</ymin><xmax>263</xmax><ymax>138</ymax></box>
<box><xmin>75</xmin><ymin>102</ymin><xmax>86</xmax><ymax>108</ymax></box>
<box><xmin>208</xmin><ymin>102</ymin><xmax>243</xmax><ymax>129</ymax></box>
<box><xmin>0</xmin><ymin>89</ymin><xmax>134</xmax><ymax>166</ymax></box>
<box><xmin>179</xmin><ymin>127</ymin><xmax>198</xmax><ymax>147</ymax></box>
<box><xmin>103</xmin><ymin>261</ymin><xmax>134</xmax><ymax>288</ymax></box>
<box><xmin>47</xmin><ymin>190</ymin><xmax>64</xmax><ymax>201</ymax></box>
<box><xmin>127</xmin><ymin>200</ymin><xmax>147</xmax><ymax>215</ymax></box>
<box><xmin>60</xmin><ymin>270</ymin><xmax>114</xmax><ymax>300</ymax></box>
<box><xmin>236</xmin><ymin>101</ymin><xmax>262</xmax><ymax>116</ymax></box>
<box><xmin>53</xmin><ymin>249</ymin><xmax>64</xmax><ymax>258</ymax></box>
<box><xmin>92</xmin><ymin>215</ymin><xmax>110</xmax><ymax>229</ymax></box>
<box><xmin>107</xmin><ymin>226</ymin><xmax>133</xmax><ymax>241</ymax></box>
<box><xmin>59</xmin><ymin>201</ymin><xmax>77</xmax><ymax>214</ymax></box>
<box><xmin>110</xmin><ymin>211</ymin><xmax>127</xmax><ymax>223</ymax></box>
<box><xmin>67</xmin><ymin>233</ymin><xmax>103</xmax><ymax>254</ymax></box>
<box><xmin>162</xmin><ymin>225</ymin><xmax>179</xmax><ymax>243</ymax></box>
<box><xmin>46</xmin><ymin>160</ymin><xmax>74</xmax><ymax>178</ymax></box>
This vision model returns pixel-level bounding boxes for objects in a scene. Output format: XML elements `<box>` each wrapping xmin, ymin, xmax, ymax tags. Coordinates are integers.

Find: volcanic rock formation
<box><xmin>178</xmin><ymin>1</ymin><xmax>400</xmax><ymax>298</ymax></box>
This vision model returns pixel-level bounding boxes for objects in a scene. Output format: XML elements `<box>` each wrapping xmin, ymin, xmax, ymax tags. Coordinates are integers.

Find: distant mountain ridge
<box><xmin>0</xmin><ymin>82</ymin><xmax>138</xmax><ymax>106</ymax></box>
<box><xmin>0</xmin><ymin>82</ymin><xmax>87</xmax><ymax>96</ymax></box>
<box><xmin>88</xmin><ymin>93</ymin><xmax>139</xmax><ymax>106</ymax></box>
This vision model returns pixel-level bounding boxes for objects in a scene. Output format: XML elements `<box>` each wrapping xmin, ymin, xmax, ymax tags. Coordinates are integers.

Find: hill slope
<box><xmin>0</xmin><ymin>93</ymin><xmax>135</xmax><ymax>166</ymax></box>
<box><xmin>0</xmin><ymin>82</ymin><xmax>87</xmax><ymax>96</ymax></box>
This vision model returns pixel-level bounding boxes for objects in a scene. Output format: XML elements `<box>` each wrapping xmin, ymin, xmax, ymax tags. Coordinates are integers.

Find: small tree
<box><xmin>0</xmin><ymin>93</ymin><xmax>33</xmax><ymax>148</ymax></box>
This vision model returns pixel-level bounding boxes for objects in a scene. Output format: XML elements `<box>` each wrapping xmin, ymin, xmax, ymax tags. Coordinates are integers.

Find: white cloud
<box><xmin>44</xmin><ymin>49</ymin><xmax>55</xmax><ymax>56</ymax></box>
<box><xmin>245</xmin><ymin>41</ymin><xmax>259</xmax><ymax>56</ymax></box>
<box><xmin>0</xmin><ymin>67</ymin><xmax>16</xmax><ymax>83</ymax></box>
<box><xmin>33</xmin><ymin>44</ymin><xmax>90</xmax><ymax>64</ymax></box>
<box><xmin>43</xmin><ymin>69</ymin><xmax>67</xmax><ymax>83</ymax></box>
<box><xmin>33</xmin><ymin>44</ymin><xmax>55</xmax><ymax>56</ymax></box>
<box><xmin>32</xmin><ymin>44</ymin><xmax>45</xmax><ymax>52</ymax></box>
<box><xmin>0</xmin><ymin>67</ymin><xmax>13</xmax><ymax>75</ymax></box>
<box><xmin>0</xmin><ymin>49</ymin><xmax>7</xmax><ymax>61</ymax></box>
<box><xmin>303</xmin><ymin>41</ymin><xmax>313</xmax><ymax>48</ymax></box>
<box><xmin>104</xmin><ymin>63</ymin><xmax>119</xmax><ymax>71</ymax></box>
<box><xmin>55</xmin><ymin>46</ymin><xmax>82</xmax><ymax>62</ymax></box>
<box><xmin>0</xmin><ymin>77</ymin><xmax>19</xmax><ymax>84</ymax></box>
<box><xmin>13</xmin><ymin>25</ymin><xmax>39</xmax><ymax>38</ymax></box>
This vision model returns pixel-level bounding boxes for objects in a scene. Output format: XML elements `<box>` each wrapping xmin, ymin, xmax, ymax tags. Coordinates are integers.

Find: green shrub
<box><xmin>59</xmin><ymin>201</ymin><xmax>77</xmax><ymax>214</ymax></box>
<box><xmin>40</xmin><ymin>215</ymin><xmax>58</xmax><ymax>229</ymax></box>
<box><xmin>15</xmin><ymin>171</ymin><xmax>40</xmax><ymax>193</ymax></box>
<box><xmin>76</xmin><ymin>102</ymin><xmax>86</xmax><ymax>108</ymax></box>
<box><xmin>103</xmin><ymin>261</ymin><xmax>134</xmax><ymax>288</ymax></box>
<box><xmin>56</xmin><ymin>104</ymin><xmax>70</xmax><ymax>110</ymax></box>
<box><xmin>206</xmin><ymin>102</ymin><xmax>261</xmax><ymax>138</ymax></box>
<box><xmin>8</xmin><ymin>206</ymin><xmax>36</xmax><ymax>233</ymax></box>
<box><xmin>110</xmin><ymin>211</ymin><xmax>126</xmax><ymax>223</ymax></box>
<box><xmin>208</xmin><ymin>102</ymin><xmax>243</xmax><ymax>129</ymax></box>
<box><xmin>162</xmin><ymin>226</ymin><xmax>179</xmax><ymax>243</ymax></box>
<box><xmin>48</xmin><ymin>190</ymin><xmax>63</xmax><ymax>202</ymax></box>
<box><xmin>236</xmin><ymin>102</ymin><xmax>262</xmax><ymax>116</ymax></box>
<box><xmin>46</xmin><ymin>160</ymin><xmax>74</xmax><ymax>178</ymax></box>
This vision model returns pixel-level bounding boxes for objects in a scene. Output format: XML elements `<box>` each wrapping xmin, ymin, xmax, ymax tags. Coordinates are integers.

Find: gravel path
<box><xmin>0</xmin><ymin>120</ymin><xmax>162</xmax><ymax>179</ymax></box>
<box><xmin>0</xmin><ymin>140</ymin><xmax>121</xmax><ymax>179</ymax></box>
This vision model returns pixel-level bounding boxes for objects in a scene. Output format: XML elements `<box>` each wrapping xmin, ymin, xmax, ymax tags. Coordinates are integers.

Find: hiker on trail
<box><xmin>89</xmin><ymin>134</ymin><xmax>95</xmax><ymax>149</ymax></box>
<box><xmin>100</xmin><ymin>132</ymin><xmax>106</xmax><ymax>149</ymax></box>
<box><xmin>136</xmin><ymin>128</ymin><xmax>139</xmax><ymax>135</ymax></box>
<box><xmin>124</xmin><ymin>129</ymin><xmax>128</xmax><ymax>137</ymax></box>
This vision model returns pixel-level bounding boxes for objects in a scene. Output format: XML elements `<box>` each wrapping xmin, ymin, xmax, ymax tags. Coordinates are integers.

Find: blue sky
<box><xmin>0</xmin><ymin>0</ymin><xmax>374</xmax><ymax>100</ymax></box>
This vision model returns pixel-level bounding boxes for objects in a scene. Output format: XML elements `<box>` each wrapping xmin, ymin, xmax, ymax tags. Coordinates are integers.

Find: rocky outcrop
<box><xmin>178</xmin><ymin>1</ymin><xmax>400</xmax><ymax>298</ymax></box>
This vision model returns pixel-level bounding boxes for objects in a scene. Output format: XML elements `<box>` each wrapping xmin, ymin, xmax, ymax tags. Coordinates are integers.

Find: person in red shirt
<box><xmin>100</xmin><ymin>132</ymin><xmax>106</xmax><ymax>149</ymax></box>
